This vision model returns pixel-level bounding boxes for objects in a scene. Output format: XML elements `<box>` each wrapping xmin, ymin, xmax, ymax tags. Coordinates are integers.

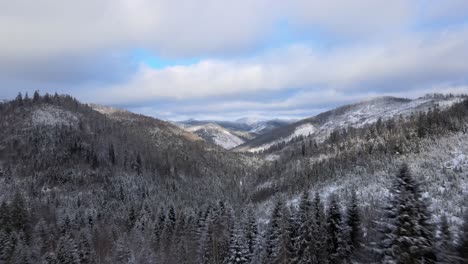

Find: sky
<box><xmin>1</xmin><ymin>0</ymin><xmax>468</xmax><ymax>121</ymax></box>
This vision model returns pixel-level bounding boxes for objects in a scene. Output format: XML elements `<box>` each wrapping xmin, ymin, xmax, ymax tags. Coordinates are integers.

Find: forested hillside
<box><xmin>235</xmin><ymin>95</ymin><xmax>463</xmax><ymax>153</ymax></box>
<box><xmin>0</xmin><ymin>92</ymin><xmax>467</xmax><ymax>263</ymax></box>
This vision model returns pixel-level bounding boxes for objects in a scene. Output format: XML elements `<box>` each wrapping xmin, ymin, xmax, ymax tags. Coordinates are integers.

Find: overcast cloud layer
<box><xmin>1</xmin><ymin>0</ymin><xmax>468</xmax><ymax>120</ymax></box>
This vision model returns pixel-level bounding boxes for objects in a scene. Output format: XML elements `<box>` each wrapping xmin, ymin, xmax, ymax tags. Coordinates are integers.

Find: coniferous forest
<box><xmin>1</xmin><ymin>92</ymin><xmax>468</xmax><ymax>263</ymax></box>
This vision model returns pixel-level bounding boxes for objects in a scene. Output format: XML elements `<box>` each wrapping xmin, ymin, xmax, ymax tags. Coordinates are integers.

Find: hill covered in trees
<box><xmin>0</xmin><ymin>92</ymin><xmax>467</xmax><ymax>263</ymax></box>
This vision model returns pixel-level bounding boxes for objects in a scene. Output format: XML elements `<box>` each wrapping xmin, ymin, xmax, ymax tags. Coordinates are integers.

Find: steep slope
<box><xmin>236</xmin><ymin>95</ymin><xmax>463</xmax><ymax>152</ymax></box>
<box><xmin>250</xmin><ymin>98</ymin><xmax>468</xmax><ymax>227</ymax></box>
<box><xmin>0</xmin><ymin>95</ymin><xmax>255</xmax><ymax>206</ymax></box>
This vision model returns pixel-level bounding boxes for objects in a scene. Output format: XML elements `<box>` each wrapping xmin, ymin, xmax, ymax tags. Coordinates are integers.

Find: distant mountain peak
<box><xmin>235</xmin><ymin>117</ymin><xmax>264</xmax><ymax>125</ymax></box>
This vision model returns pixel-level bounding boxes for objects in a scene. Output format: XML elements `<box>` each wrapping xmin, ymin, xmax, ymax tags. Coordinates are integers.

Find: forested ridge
<box><xmin>0</xmin><ymin>92</ymin><xmax>468</xmax><ymax>263</ymax></box>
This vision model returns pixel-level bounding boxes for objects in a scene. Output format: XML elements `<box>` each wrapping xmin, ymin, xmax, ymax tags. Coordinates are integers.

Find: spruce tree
<box><xmin>295</xmin><ymin>191</ymin><xmax>313</xmax><ymax>264</ymax></box>
<box><xmin>225</xmin><ymin>222</ymin><xmax>249</xmax><ymax>264</ymax></box>
<box><xmin>243</xmin><ymin>206</ymin><xmax>258</xmax><ymax>260</ymax></box>
<box><xmin>380</xmin><ymin>164</ymin><xmax>437</xmax><ymax>264</ymax></box>
<box><xmin>0</xmin><ymin>230</ymin><xmax>14</xmax><ymax>263</ymax></box>
<box><xmin>78</xmin><ymin>231</ymin><xmax>96</xmax><ymax>264</ymax></box>
<box><xmin>458</xmin><ymin>210</ymin><xmax>468</xmax><ymax>263</ymax></box>
<box><xmin>312</xmin><ymin>192</ymin><xmax>328</xmax><ymax>263</ymax></box>
<box><xmin>327</xmin><ymin>194</ymin><xmax>344</xmax><ymax>264</ymax></box>
<box><xmin>346</xmin><ymin>191</ymin><xmax>363</xmax><ymax>262</ymax></box>
<box><xmin>11</xmin><ymin>239</ymin><xmax>33</xmax><ymax>264</ymax></box>
<box><xmin>263</xmin><ymin>199</ymin><xmax>290</xmax><ymax>264</ymax></box>
<box><xmin>0</xmin><ymin>201</ymin><xmax>11</xmax><ymax>233</ymax></box>
<box><xmin>437</xmin><ymin>214</ymin><xmax>457</xmax><ymax>263</ymax></box>
<box><xmin>56</xmin><ymin>235</ymin><xmax>79</xmax><ymax>264</ymax></box>
<box><xmin>10</xmin><ymin>192</ymin><xmax>28</xmax><ymax>233</ymax></box>
<box><xmin>286</xmin><ymin>205</ymin><xmax>300</xmax><ymax>263</ymax></box>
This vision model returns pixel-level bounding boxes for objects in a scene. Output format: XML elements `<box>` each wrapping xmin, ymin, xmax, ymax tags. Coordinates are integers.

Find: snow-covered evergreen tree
<box><xmin>327</xmin><ymin>194</ymin><xmax>344</xmax><ymax>264</ymax></box>
<box><xmin>78</xmin><ymin>230</ymin><xmax>96</xmax><ymax>264</ymax></box>
<box><xmin>458</xmin><ymin>210</ymin><xmax>468</xmax><ymax>263</ymax></box>
<box><xmin>436</xmin><ymin>214</ymin><xmax>457</xmax><ymax>263</ymax></box>
<box><xmin>311</xmin><ymin>193</ymin><xmax>328</xmax><ymax>264</ymax></box>
<box><xmin>243</xmin><ymin>206</ymin><xmax>258</xmax><ymax>260</ymax></box>
<box><xmin>380</xmin><ymin>164</ymin><xmax>437</xmax><ymax>263</ymax></box>
<box><xmin>295</xmin><ymin>191</ymin><xmax>314</xmax><ymax>263</ymax></box>
<box><xmin>225</xmin><ymin>222</ymin><xmax>249</xmax><ymax>264</ymax></box>
<box><xmin>286</xmin><ymin>205</ymin><xmax>300</xmax><ymax>263</ymax></box>
<box><xmin>56</xmin><ymin>235</ymin><xmax>79</xmax><ymax>264</ymax></box>
<box><xmin>0</xmin><ymin>230</ymin><xmax>14</xmax><ymax>263</ymax></box>
<box><xmin>263</xmin><ymin>199</ymin><xmax>291</xmax><ymax>264</ymax></box>
<box><xmin>345</xmin><ymin>190</ymin><xmax>363</xmax><ymax>262</ymax></box>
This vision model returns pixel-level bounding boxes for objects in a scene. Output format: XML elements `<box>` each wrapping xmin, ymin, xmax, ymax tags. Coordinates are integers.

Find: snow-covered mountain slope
<box><xmin>179</xmin><ymin>118</ymin><xmax>293</xmax><ymax>135</ymax></box>
<box><xmin>254</xmin><ymin>132</ymin><xmax>468</xmax><ymax>229</ymax></box>
<box><xmin>186</xmin><ymin>123</ymin><xmax>245</xmax><ymax>149</ymax></box>
<box><xmin>177</xmin><ymin>118</ymin><xmax>294</xmax><ymax>149</ymax></box>
<box><xmin>235</xmin><ymin>95</ymin><xmax>463</xmax><ymax>152</ymax></box>
<box><xmin>32</xmin><ymin>105</ymin><xmax>80</xmax><ymax>127</ymax></box>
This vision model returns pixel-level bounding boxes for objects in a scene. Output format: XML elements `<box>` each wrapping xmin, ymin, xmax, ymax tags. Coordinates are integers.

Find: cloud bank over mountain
<box><xmin>1</xmin><ymin>0</ymin><xmax>468</xmax><ymax>120</ymax></box>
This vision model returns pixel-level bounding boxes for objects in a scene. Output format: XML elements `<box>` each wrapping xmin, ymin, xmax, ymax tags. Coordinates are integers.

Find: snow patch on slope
<box><xmin>188</xmin><ymin>123</ymin><xmax>245</xmax><ymax>149</ymax></box>
<box><xmin>32</xmin><ymin>106</ymin><xmax>79</xmax><ymax>127</ymax></box>
<box><xmin>247</xmin><ymin>96</ymin><xmax>462</xmax><ymax>153</ymax></box>
<box><xmin>291</xmin><ymin>123</ymin><xmax>316</xmax><ymax>138</ymax></box>
<box><xmin>249</xmin><ymin>123</ymin><xmax>316</xmax><ymax>152</ymax></box>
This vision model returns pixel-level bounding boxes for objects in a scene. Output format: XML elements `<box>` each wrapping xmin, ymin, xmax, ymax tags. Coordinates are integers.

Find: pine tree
<box><xmin>225</xmin><ymin>222</ymin><xmax>249</xmax><ymax>264</ymax></box>
<box><xmin>115</xmin><ymin>237</ymin><xmax>131</xmax><ymax>263</ymax></box>
<box><xmin>127</xmin><ymin>207</ymin><xmax>137</xmax><ymax>231</ymax></box>
<box><xmin>168</xmin><ymin>206</ymin><xmax>177</xmax><ymax>231</ymax></box>
<box><xmin>108</xmin><ymin>143</ymin><xmax>116</xmax><ymax>165</ymax></box>
<box><xmin>436</xmin><ymin>214</ymin><xmax>457</xmax><ymax>263</ymax></box>
<box><xmin>327</xmin><ymin>194</ymin><xmax>344</xmax><ymax>264</ymax></box>
<box><xmin>78</xmin><ymin>231</ymin><xmax>96</xmax><ymax>264</ymax></box>
<box><xmin>33</xmin><ymin>90</ymin><xmax>40</xmax><ymax>103</ymax></box>
<box><xmin>380</xmin><ymin>164</ymin><xmax>437</xmax><ymax>264</ymax></box>
<box><xmin>15</xmin><ymin>92</ymin><xmax>23</xmax><ymax>106</ymax></box>
<box><xmin>10</xmin><ymin>192</ymin><xmax>28</xmax><ymax>233</ymax></box>
<box><xmin>295</xmin><ymin>191</ymin><xmax>313</xmax><ymax>264</ymax></box>
<box><xmin>458</xmin><ymin>210</ymin><xmax>468</xmax><ymax>263</ymax></box>
<box><xmin>0</xmin><ymin>201</ymin><xmax>11</xmax><ymax>233</ymax></box>
<box><xmin>56</xmin><ymin>235</ymin><xmax>79</xmax><ymax>264</ymax></box>
<box><xmin>0</xmin><ymin>230</ymin><xmax>14</xmax><ymax>263</ymax></box>
<box><xmin>263</xmin><ymin>199</ymin><xmax>290</xmax><ymax>264</ymax></box>
<box><xmin>243</xmin><ymin>207</ymin><xmax>258</xmax><ymax>260</ymax></box>
<box><xmin>10</xmin><ymin>239</ymin><xmax>33</xmax><ymax>264</ymax></box>
<box><xmin>42</xmin><ymin>252</ymin><xmax>58</xmax><ymax>264</ymax></box>
<box><xmin>312</xmin><ymin>193</ymin><xmax>328</xmax><ymax>264</ymax></box>
<box><xmin>346</xmin><ymin>191</ymin><xmax>363</xmax><ymax>262</ymax></box>
<box><xmin>286</xmin><ymin>205</ymin><xmax>300</xmax><ymax>263</ymax></box>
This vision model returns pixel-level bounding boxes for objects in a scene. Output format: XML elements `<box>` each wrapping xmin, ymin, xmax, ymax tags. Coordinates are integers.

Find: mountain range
<box><xmin>176</xmin><ymin>118</ymin><xmax>295</xmax><ymax>149</ymax></box>
<box><xmin>1</xmin><ymin>92</ymin><xmax>467</xmax><ymax>263</ymax></box>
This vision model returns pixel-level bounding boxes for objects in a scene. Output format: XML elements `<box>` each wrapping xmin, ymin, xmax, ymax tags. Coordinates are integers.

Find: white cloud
<box><xmin>2</xmin><ymin>1</ymin><xmax>468</xmax><ymax>120</ymax></box>
<box><xmin>0</xmin><ymin>0</ymin><xmax>441</xmax><ymax>60</ymax></box>
<box><xmin>90</xmin><ymin>26</ymin><xmax>468</xmax><ymax>104</ymax></box>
